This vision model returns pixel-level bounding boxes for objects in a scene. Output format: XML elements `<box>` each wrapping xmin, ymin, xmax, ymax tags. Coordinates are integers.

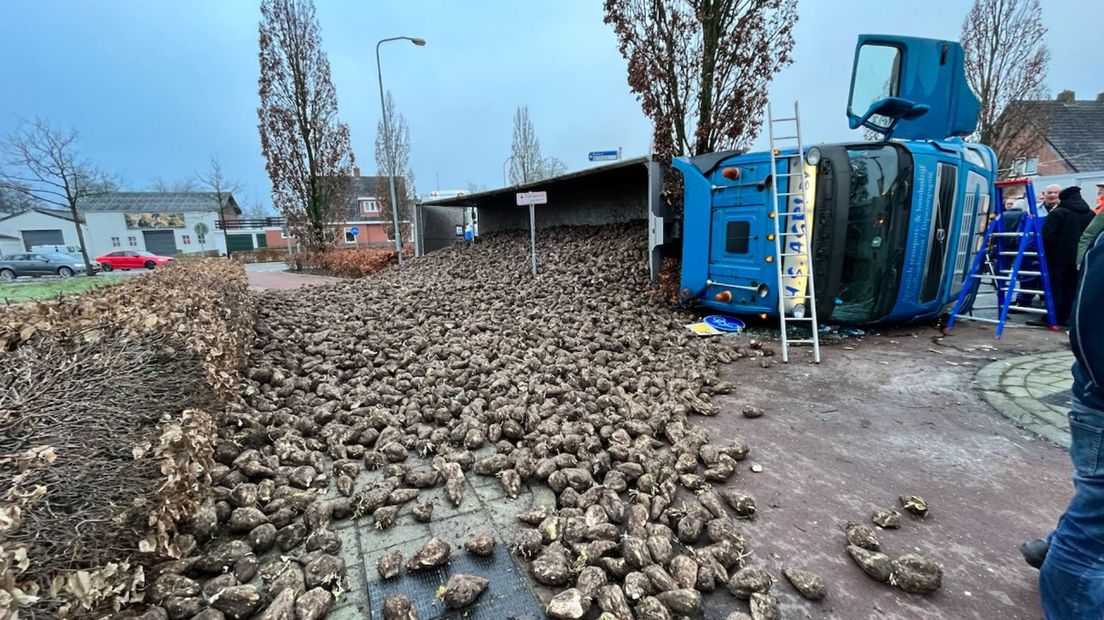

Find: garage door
<box><xmin>142</xmin><ymin>230</ymin><xmax>178</xmax><ymax>256</ymax></box>
<box><xmin>22</xmin><ymin>229</ymin><xmax>64</xmax><ymax>251</ymax></box>
<box><xmin>226</xmin><ymin>234</ymin><xmax>255</xmax><ymax>253</ymax></box>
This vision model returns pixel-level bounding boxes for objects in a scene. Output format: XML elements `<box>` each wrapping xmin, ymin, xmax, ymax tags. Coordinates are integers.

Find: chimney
<box><xmin>1057</xmin><ymin>90</ymin><xmax>1075</xmax><ymax>103</ymax></box>
<box><xmin>352</xmin><ymin>166</ymin><xmax>361</xmax><ymax>177</ymax></box>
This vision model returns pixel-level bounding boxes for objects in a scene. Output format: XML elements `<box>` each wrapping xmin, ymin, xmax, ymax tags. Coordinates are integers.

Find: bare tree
<box><xmin>961</xmin><ymin>0</ymin><xmax>1050</xmax><ymax>170</ymax></box>
<box><xmin>508</xmin><ymin>106</ymin><xmax>566</xmax><ymax>184</ymax></box>
<box><xmin>196</xmin><ymin>155</ymin><xmax>243</xmax><ymax>255</ymax></box>
<box><xmin>374</xmin><ymin>91</ymin><xmax>416</xmax><ymax>240</ymax></box>
<box><xmin>244</xmin><ymin>200</ymin><xmax>270</xmax><ymax>220</ymax></box>
<box><xmin>0</xmin><ymin>119</ymin><xmax>114</xmax><ymax>271</ymax></box>
<box><xmin>150</xmin><ymin>176</ymin><xmax>198</xmax><ymax>192</ymax></box>
<box><xmin>258</xmin><ymin>0</ymin><xmax>355</xmax><ymax>252</ymax></box>
<box><xmin>604</xmin><ymin>0</ymin><xmax>798</xmax><ymax>162</ymax></box>
<box><xmin>0</xmin><ymin>184</ymin><xmax>37</xmax><ymax>214</ymax></box>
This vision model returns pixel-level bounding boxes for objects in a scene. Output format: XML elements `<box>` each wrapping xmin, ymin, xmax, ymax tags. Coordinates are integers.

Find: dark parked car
<box><xmin>0</xmin><ymin>252</ymin><xmax>88</xmax><ymax>281</ymax></box>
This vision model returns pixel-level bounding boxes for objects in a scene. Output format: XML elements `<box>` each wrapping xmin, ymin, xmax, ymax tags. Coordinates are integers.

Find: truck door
<box><xmin>847</xmin><ymin>35</ymin><xmax>980</xmax><ymax>141</ymax></box>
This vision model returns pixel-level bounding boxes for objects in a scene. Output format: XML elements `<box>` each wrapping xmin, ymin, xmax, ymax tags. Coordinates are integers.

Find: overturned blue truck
<box><xmin>676</xmin><ymin>34</ymin><xmax>994</xmax><ymax>327</ymax></box>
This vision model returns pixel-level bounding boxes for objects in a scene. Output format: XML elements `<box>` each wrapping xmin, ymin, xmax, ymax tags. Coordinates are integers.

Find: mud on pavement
<box><xmin>703</xmin><ymin>322</ymin><xmax>1071</xmax><ymax>619</ymax></box>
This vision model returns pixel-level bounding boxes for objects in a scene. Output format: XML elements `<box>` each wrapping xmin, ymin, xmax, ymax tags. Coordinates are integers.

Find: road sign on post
<box><xmin>517</xmin><ymin>191</ymin><xmax>547</xmax><ymax>276</ymax></box>
<box><xmin>588</xmin><ymin>150</ymin><xmax>620</xmax><ymax>162</ymax></box>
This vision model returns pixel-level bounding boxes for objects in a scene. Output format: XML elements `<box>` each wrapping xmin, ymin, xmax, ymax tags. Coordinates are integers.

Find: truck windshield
<box><xmin>833</xmin><ymin>145</ymin><xmax>909</xmax><ymax>322</ymax></box>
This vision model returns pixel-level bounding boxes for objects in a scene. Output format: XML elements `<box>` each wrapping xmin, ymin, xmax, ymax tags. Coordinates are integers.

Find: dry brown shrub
<box><xmin>0</xmin><ymin>259</ymin><xmax>253</xmax><ymax>617</ymax></box>
<box><xmin>291</xmin><ymin>246</ymin><xmax>413</xmax><ymax>278</ymax></box>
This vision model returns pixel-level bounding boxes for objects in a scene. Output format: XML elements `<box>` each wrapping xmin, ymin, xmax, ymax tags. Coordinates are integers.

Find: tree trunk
<box><xmin>68</xmin><ymin>198</ymin><xmax>93</xmax><ymax>274</ymax></box>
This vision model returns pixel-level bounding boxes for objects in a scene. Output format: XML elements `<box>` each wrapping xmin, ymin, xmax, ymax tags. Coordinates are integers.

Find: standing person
<box><xmin>1038</xmin><ymin>225</ymin><xmax>1104</xmax><ymax>618</ymax></box>
<box><xmin>1040</xmin><ymin>184</ymin><xmax>1062</xmax><ymax>216</ymax></box>
<box><xmin>1080</xmin><ymin>210</ymin><xmax>1104</xmax><ymax>266</ymax></box>
<box><xmin>1040</xmin><ymin>186</ymin><xmax>1095</xmax><ymax>326</ymax></box>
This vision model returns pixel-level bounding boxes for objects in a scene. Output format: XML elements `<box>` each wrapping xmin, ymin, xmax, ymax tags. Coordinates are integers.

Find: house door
<box><xmin>142</xmin><ymin>230</ymin><xmax>178</xmax><ymax>256</ymax></box>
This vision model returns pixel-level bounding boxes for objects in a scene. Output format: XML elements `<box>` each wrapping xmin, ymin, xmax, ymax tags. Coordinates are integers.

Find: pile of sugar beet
<box><xmin>134</xmin><ymin>224</ymin><xmax>941</xmax><ymax>620</ymax></box>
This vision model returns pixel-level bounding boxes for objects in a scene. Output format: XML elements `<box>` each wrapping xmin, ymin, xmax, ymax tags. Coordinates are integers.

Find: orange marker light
<box><xmin>721</xmin><ymin>167</ymin><xmax>741</xmax><ymax>180</ymax></box>
<box><xmin>760</xmin><ymin>313</ymin><xmax>768</xmax><ymax>319</ymax></box>
<box><xmin>767</xmin><ymin>233</ymin><xmax>775</xmax><ymax>241</ymax></box>
<box><xmin>765</xmin><ymin>256</ymin><xmax>774</xmax><ymax>263</ymax></box>
<box><xmin>715</xmin><ymin>290</ymin><xmax>733</xmax><ymax>303</ymax></box>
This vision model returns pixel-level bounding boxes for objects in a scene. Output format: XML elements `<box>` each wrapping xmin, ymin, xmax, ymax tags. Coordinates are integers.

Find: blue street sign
<box><xmin>704</xmin><ymin>315</ymin><xmax>746</xmax><ymax>332</ymax></box>
<box><xmin>349</xmin><ymin>227</ymin><xmax>360</xmax><ymax>235</ymax></box>
<box><xmin>588</xmin><ymin>150</ymin><xmax>619</xmax><ymax>162</ymax></box>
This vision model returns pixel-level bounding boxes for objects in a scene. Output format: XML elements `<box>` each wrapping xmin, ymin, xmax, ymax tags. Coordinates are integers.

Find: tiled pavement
<box><xmin>327</xmin><ymin>453</ymin><xmax>554</xmax><ymax>619</ymax></box>
<box><xmin>976</xmin><ymin>349</ymin><xmax>1075</xmax><ymax>447</ymax></box>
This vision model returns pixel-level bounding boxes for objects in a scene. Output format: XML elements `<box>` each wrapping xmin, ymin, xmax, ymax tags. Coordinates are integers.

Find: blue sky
<box><xmin>1</xmin><ymin>1</ymin><xmax>1098</xmax><ymax>211</ymax></box>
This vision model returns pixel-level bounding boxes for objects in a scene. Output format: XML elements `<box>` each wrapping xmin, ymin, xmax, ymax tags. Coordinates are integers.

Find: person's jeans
<box><xmin>1040</xmin><ymin>396</ymin><xmax>1104</xmax><ymax>618</ymax></box>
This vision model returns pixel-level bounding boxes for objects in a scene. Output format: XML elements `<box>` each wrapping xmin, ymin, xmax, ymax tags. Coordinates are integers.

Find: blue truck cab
<box><xmin>674</xmin><ymin>35</ymin><xmax>997</xmax><ymax>325</ymax></box>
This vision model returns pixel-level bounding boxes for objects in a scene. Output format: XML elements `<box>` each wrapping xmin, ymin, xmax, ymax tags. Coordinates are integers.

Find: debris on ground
<box><xmin>900</xmin><ymin>495</ymin><xmax>930</xmax><ymax>517</ymax></box>
<box><xmin>871</xmin><ymin>507</ymin><xmax>902</xmax><ymax>529</ymax></box>
<box><xmin>847</xmin><ymin>545</ymin><xmax>894</xmax><ymax>583</ymax></box>
<box><xmin>891</xmin><ymin>554</ymin><xmax>944</xmax><ymax>594</ymax></box>
<box><xmin>846</xmin><ymin>522</ymin><xmax>881</xmax><ymax>551</ymax></box>
<box><xmin>782</xmin><ymin>565</ymin><xmax>827</xmax><ymax>601</ymax></box>
<box><xmin>438</xmin><ymin>574</ymin><xmax>490</xmax><ymax>609</ymax></box>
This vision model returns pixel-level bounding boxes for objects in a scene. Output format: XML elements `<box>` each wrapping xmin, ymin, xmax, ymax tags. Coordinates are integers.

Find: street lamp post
<box><xmin>376</xmin><ymin>36</ymin><xmax>425</xmax><ymax>267</ymax></box>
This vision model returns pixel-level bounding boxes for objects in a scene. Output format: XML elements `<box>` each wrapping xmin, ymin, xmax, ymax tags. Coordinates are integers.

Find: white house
<box><xmin>79</xmin><ymin>192</ymin><xmax>241</xmax><ymax>257</ymax></box>
<box><xmin>0</xmin><ymin>207</ymin><xmax>91</xmax><ymax>257</ymax></box>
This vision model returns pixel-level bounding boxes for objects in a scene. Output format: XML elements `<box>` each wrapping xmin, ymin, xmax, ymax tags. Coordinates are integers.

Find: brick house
<box><xmin>1001</xmin><ymin>92</ymin><xmax>1104</xmax><ymax>198</ymax></box>
<box><xmin>1012</xmin><ymin>92</ymin><xmax>1104</xmax><ymax>175</ymax></box>
<box><xmin>259</xmin><ymin>170</ymin><xmax>405</xmax><ymax>249</ymax></box>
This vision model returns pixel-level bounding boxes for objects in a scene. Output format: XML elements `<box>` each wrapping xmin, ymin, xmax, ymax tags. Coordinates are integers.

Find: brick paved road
<box><xmin>977</xmin><ymin>350</ymin><xmax>1075</xmax><ymax>447</ymax></box>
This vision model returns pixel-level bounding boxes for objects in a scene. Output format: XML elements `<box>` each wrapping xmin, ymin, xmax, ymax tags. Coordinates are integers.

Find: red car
<box><xmin>96</xmin><ymin>250</ymin><xmax>174</xmax><ymax>271</ymax></box>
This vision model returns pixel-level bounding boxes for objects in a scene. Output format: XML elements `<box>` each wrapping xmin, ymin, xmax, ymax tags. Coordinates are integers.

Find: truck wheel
<box><xmin>57</xmin><ymin>266</ymin><xmax>73</xmax><ymax>279</ymax></box>
<box><xmin>0</xmin><ymin>268</ymin><xmax>14</xmax><ymax>282</ymax></box>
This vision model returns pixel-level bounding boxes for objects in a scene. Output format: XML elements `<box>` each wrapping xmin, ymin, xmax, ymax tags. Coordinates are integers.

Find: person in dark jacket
<box><xmin>1041</xmin><ymin>186</ymin><xmax>1095</xmax><ymax>325</ymax></box>
<box><xmin>1037</xmin><ymin>227</ymin><xmax>1104</xmax><ymax>617</ymax></box>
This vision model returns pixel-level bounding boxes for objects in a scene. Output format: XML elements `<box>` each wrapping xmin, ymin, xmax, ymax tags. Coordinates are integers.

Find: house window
<box><xmin>128</xmin><ymin>236</ymin><xmax>137</xmax><ymax>247</ymax></box>
<box><xmin>182</xmin><ymin>235</ymin><xmax>191</xmax><ymax>245</ymax></box>
<box><xmin>111</xmin><ymin>236</ymin><xmax>120</xmax><ymax>247</ymax></box>
<box><xmin>359</xmin><ymin>198</ymin><xmax>379</xmax><ymax>215</ymax></box>
<box><xmin>344</xmin><ymin>228</ymin><xmax>357</xmax><ymax>244</ymax></box>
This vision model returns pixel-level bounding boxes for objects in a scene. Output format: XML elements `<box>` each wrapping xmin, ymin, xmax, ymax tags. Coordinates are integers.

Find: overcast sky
<box><xmin>1</xmin><ymin>1</ymin><xmax>1098</xmax><ymax>210</ymax></box>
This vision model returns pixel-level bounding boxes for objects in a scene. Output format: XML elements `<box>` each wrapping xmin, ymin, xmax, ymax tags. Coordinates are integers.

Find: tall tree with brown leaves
<box><xmin>258</xmin><ymin>0</ymin><xmax>354</xmax><ymax>252</ymax></box>
<box><xmin>960</xmin><ymin>0</ymin><xmax>1050</xmax><ymax>170</ymax></box>
<box><xmin>604</xmin><ymin>0</ymin><xmax>798</xmax><ymax>166</ymax></box>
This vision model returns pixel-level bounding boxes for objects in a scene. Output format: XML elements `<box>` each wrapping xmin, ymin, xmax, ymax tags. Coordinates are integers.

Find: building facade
<box><xmin>0</xmin><ymin>208</ymin><xmax>90</xmax><ymax>257</ymax></box>
<box><xmin>79</xmin><ymin>192</ymin><xmax>241</xmax><ymax>257</ymax></box>
<box><xmin>1004</xmin><ymin>93</ymin><xmax>1104</xmax><ymax>198</ymax></box>
<box><xmin>247</xmin><ymin>172</ymin><xmax>403</xmax><ymax>250</ymax></box>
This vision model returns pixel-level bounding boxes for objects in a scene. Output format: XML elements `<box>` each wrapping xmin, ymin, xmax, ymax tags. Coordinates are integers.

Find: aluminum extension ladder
<box><xmin>767</xmin><ymin>101</ymin><xmax>821</xmax><ymax>363</ymax></box>
<box><xmin>944</xmin><ymin>178</ymin><xmax>1058</xmax><ymax>338</ymax></box>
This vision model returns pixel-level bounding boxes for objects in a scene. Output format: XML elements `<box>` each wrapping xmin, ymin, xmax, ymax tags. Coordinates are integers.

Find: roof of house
<box><xmin>346</xmin><ymin>176</ymin><xmax>403</xmax><ymax>221</ymax></box>
<box><xmin>79</xmin><ymin>192</ymin><xmax>242</xmax><ymax>214</ymax></box>
<box><xmin>0</xmin><ymin>233</ymin><xmax>20</xmax><ymax>240</ymax></box>
<box><xmin>1024</xmin><ymin>99</ymin><xmax>1104</xmax><ymax>172</ymax></box>
<box><xmin>0</xmin><ymin>207</ymin><xmax>85</xmax><ymax>224</ymax></box>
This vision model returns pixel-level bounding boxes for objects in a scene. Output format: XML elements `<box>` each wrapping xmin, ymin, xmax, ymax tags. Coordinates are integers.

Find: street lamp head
<box><xmin>410</xmin><ymin>37</ymin><xmax>426</xmax><ymax>46</ymax></box>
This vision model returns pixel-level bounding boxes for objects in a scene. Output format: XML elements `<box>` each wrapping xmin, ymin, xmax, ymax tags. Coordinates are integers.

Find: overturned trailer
<box><xmin>417</xmin><ymin>156</ymin><xmax>672</xmax><ymax>280</ymax></box>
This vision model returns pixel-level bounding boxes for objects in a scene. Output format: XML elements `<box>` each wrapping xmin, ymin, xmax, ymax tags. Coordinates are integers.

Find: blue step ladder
<box><xmin>944</xmin><ymin>178</ymin><xmax>1058</xmax><ymax>338</ymax></box>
